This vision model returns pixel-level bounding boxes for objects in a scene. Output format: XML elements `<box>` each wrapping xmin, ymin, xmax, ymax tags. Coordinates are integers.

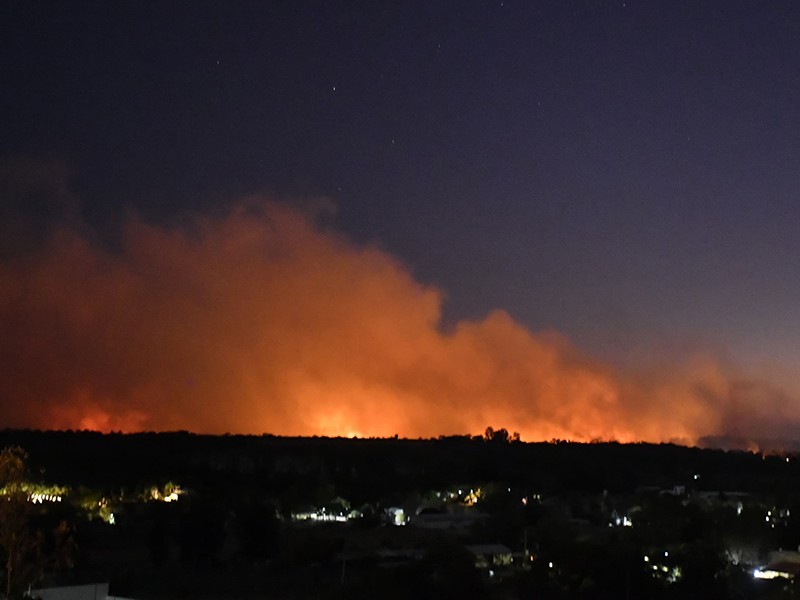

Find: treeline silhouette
<box><xmin>0</xmin><ymin>429</ymin><xmax>792</xmax><ymax>501</ymax></box>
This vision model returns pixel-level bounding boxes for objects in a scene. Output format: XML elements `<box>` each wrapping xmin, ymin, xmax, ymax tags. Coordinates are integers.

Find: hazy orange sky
<box><xmin>1</xmin><ymin>195</ymin><xmax>797</xmax><ymax>447</ymax></box>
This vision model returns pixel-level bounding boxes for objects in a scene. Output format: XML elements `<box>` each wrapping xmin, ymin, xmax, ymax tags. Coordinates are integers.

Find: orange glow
<box><xmin>0</xmin><ymin>198</ymin><xmax>798</xmax><ymax>447</ymax></box>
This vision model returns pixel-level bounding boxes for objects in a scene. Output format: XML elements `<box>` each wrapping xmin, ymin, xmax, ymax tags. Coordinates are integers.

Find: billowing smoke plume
<box><xmin>1</xmin><ymin>183</ymin><xmax>798</xmax><ymax>445</ymax></box>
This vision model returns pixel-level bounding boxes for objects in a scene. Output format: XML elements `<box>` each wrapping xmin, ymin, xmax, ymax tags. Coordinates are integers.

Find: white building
<box><xmin>26</xmin><ymin>583</ymin><xmax>137</xmax><ymax>600</ymax></box>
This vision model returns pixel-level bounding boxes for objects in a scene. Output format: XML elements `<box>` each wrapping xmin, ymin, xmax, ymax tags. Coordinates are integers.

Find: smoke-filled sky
<box><xmin>2</xmin><ymin>2</ymin><xmax>800</xmax><ymax>445</ymax></box>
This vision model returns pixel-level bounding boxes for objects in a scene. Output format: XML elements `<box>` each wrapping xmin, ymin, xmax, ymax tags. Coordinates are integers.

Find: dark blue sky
<box><xmin>3</xmin><ymin>1</ymin><xmax>800</xmax><ymax>381</ymax></box>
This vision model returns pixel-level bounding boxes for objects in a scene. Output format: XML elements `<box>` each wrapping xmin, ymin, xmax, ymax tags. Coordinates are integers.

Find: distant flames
<box><xmin>1</xmin><ymin>197</ymin><xmax>798</xmax><ymax>447</ymax></box>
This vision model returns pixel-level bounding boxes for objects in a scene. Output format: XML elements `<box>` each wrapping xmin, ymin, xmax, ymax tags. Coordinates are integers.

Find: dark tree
<box><xmin>0</xmin><ymin>447</ymin><xmax>39</xmax><ymax>598</ymax></box>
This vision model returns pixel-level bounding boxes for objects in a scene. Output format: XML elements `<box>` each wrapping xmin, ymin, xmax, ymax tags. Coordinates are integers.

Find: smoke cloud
<box><xmin>1</xmin><ymin>188</ymin><xmax>798</xmax><ymax>446</ymax></box>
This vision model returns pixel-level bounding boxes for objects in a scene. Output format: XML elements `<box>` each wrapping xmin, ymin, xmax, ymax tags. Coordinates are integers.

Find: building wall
<box><xmin>29</xmin><ymin>583</ymin><xmax>110</xmax><ymax>600</ymax></box>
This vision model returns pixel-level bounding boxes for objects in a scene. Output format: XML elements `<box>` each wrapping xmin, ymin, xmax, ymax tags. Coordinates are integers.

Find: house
<box><xmin>410</xmin><ymin>509</ymin><xmax>487</xmax><ymax>530</ymax></box>
<box><xmin>26</xmin><ymin>583</ymin><xmax>137</xmax><ymax>600</ymax></box>
<box><xmin>753</xmin><ymin>551</ymin><xmax>800</xmax><ymax>580</ymax></box>
<box><xmin>466</xmin><ymin>544</ymin><xmax>514</xmax><ymax>569</ymax></box>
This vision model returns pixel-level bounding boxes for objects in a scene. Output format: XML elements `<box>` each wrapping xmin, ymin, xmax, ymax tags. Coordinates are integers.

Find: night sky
<box><xmin>2</xmin><ymin>1</ymin><xmax>800</xmax><ymax>445</ymax></box>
